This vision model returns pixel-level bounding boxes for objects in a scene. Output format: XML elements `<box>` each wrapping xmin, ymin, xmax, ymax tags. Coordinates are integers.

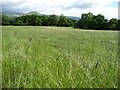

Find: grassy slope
<box><xmin>0</xmin><ymin>26</ymin><xmax>2</xmax><ymax>89</ymax></box>
<box><xmin>2</xmin><ymin>26</ymin><xmax>118</xmax><ymax>88</ymax></box>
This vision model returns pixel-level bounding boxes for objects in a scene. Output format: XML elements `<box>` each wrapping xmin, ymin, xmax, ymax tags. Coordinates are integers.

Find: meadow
<box><xmin>2</xmin><ymin>26</ymin><xmax>119</xmax><ymax>88</ymax></box>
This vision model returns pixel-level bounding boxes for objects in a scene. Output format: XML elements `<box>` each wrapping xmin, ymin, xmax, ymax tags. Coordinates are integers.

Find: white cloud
<box><xmin>1</xmin><ymin>0</ymin><xmax>119</xmax><ymax>19</ymax></box>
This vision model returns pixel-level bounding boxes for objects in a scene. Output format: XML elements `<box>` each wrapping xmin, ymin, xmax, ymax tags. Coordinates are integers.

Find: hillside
<box><xmin>23</xmin><ymin>11</ymin><xmax>44</xmax><ymax>16</ymax></box>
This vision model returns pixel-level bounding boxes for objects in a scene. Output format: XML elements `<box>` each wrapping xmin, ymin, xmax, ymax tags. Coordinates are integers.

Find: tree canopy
<box><xmin>2</xmin><ymin>12</ymin><xmax>119</xmax><ymax>30</ymax></box>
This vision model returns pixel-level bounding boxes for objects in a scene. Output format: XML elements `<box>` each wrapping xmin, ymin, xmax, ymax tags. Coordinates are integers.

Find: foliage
<box><xmin>2</xmin><ymin>15</ymin><xmax>10</xmax><ymax>25</ymax></box>
<box><xmin>108</xmin><ymin>18</ymin><xmax>118</xmax><ymax>30</ymax></box>
<box><xmin>59</xmin><ymin>14</ymin><xmax>68</xmax><ymax>26</ymax></box>
<box><xmin>75</xmin><ymin>12</ymin><xmax>118</xmax><ymax>30</ymax></box>
<box><xmin>16</xmin><ymin>20</ymin><xmax>23</xmax><ymax>26</ymax></box>
<box><xmin>48</xmin><ymin>14</ymin><xmax>59</xmax><ymax>26</ymax></box>
<box><xmin>1</xmin><ymin>12</ymin><xmax>119</xmax><ymax>30</ymax></box>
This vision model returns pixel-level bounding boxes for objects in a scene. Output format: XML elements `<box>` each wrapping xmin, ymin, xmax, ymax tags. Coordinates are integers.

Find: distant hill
<box><xmin>2</xmin><ymin>12</ymin><xmax>23</xmax><ymax>18</ymax></box>
<box><xmin>67</xmin><ymin>16</ymin><xmax>80</xmax><ymax>21</ymax></box>
<box><xmin>24</xmin><ymin>11</ymin><xmax>44</xmax><ymax>16</ymax></box>
<box><xmin>1</xmin><ymin>11</ymin><xmax>80</xmax><ymax>20</ymax></box>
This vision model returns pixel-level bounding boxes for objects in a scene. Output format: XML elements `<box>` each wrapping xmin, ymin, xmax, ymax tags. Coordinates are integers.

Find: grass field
<box><xmin>2</xmin><ymin>26</ymin><xmax>119</xmax><ymax>88</ymax></box>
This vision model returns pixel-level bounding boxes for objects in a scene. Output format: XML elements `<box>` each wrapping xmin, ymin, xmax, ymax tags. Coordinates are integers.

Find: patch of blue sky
<box><xmin>107</xmin><ymin>2</ymin><xmax>118</xmax><ymax>8</ymax></box>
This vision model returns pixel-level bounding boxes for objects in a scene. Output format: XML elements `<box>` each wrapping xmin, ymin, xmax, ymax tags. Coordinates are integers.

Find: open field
<box><xmin>2</xmin><ymin>26</ymin><xmax>119</xmax><ymax>88</ymax></box>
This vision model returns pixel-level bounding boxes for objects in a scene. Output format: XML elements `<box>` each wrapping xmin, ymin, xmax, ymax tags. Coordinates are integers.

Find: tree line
<box><xmin>2</xmin><ymin>14</ymin><xmax>75</xmax><ymax>27</ymax></box>
<box><xmin>75</xmin><ymin>12</ymin><xmax>119</xmax><ymax>30</ymax></box>
<box><xmin>2</xmin><ymin>12</ymin><xmax>119</xmax><ymax>30</ymax></box>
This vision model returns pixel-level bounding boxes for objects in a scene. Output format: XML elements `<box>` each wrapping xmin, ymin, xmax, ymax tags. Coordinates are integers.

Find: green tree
<box><xmin>59</xmin><ymin>14</ymin><xmax>68</xmax><ymax>26</ymax></box>
<box><xmin>16</xmin><ymin>20</ymin><xmax>23</xmax><ymax>26</ymax></box>
<box><xmin>93</xmin><ymin>14</ymin><xmax>106</xmax><ymax>29</ymax></box>
<box><xmin>30</xmin><ymin>14</ymin><xmax>38</xmax><ymax>25</ymax></box>
<box><xmin>41</xmin><ymin>16</ymin><xmax>49</xmax><ymax>26</ymax></box>
<box><xmin>76</xmin><ymin>12</ymin><xmax>94</xmax><ymax>29</ymax></box>
<box><xmin>66</xmin><ymin>18</ymin><xmax>74</xmax><ymax>27</ymax></box>
<box><xmin>91</xmin><ymin>14</ymin><xmax>104</xmax><ymax>29</ymax></box>
<box><xmin>109</xmin><ymin>18</ymin><xmax>118</xmax><ymax>30</ymax></box>
<box><xmin>2</xmin><ymin>15</ymin><xmax>10</xmax><ymax>25</ymax></box>
<box><xmin>35</xmin><ymin>16</ymin><xmax>42</xmax><ymax>26</ymax></box>
<box><xmin>0</xmin><ymin>15</ymin><xmax>2</xmax><ymax>25</ymax></box>
<box><xmin>48</xmin><ymin>14</ymin><xmax>59</xmax><ymax>26</ymax></box>
<box><xmin>118</xmin><ymin>19</ymin><xmax>120</xmax><ymax>30</ymax></box>
<box><xmin>76</xmin><ymin>13</ymin><xmax>109</xmax><ymax>30</ymax></box>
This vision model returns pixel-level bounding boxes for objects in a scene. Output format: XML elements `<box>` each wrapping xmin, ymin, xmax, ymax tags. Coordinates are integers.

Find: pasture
<box><xmin>2</xmin><ymin>26</ymin><xmax>119</xmax><ymax>88</ymax></box>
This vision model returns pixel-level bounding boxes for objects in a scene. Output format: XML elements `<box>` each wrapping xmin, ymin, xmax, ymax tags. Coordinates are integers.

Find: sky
<box><xmin>1</xmin><ymin>0</ymin><xmax>119</xmax><ymax>19</ymax></box>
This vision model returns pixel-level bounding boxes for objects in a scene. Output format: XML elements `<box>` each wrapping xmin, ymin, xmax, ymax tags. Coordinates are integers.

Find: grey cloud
<box><xmin>118</xmin><ymin>1</ymin><xmax>120</xmax><ymax>19</ymax></box>
<box><xmin>1</xmin><ymin>2</ymin><xmax>30</xmax><ymax>13</ymax></box>
<box><xmin>61</xmin><ymin>2</ymin><xmax>94</xmax><ymax>10</ymax></box>
<box><xmin>119</xmin><ymin>1</ymin><xmax>120</xmax><ymax>8</ymax></box>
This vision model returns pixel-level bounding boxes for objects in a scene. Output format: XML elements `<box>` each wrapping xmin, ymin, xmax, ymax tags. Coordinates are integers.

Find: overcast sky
<box><xmin>1</xmin><ymin>0</ymin><xmax>119</xmax><ymax>19</ymax></box>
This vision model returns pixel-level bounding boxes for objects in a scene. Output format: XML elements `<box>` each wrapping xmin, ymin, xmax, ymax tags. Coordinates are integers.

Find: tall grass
<box><xmin>2</xmin><ymin>26</ymin><xmax>119</xmax><ymax>88</ymax></box>
<box><xmin>0</xmin><ymin>26</ymin><xmax>2</xmax><ymax>89</ymax></box>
